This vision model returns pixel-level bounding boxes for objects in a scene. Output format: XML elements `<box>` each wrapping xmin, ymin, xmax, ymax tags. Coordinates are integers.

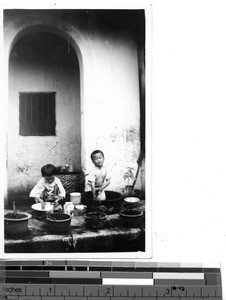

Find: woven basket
<box><xmin>57</xmin><ymin>172</ymin><xmax>85</xmax><ymax>201</ymax></box>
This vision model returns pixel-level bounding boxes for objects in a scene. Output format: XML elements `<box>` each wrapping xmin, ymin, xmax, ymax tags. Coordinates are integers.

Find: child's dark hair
<box><xmin>41</xmin><ymin>164</ymin><xmax>56</xmax><ymax>177</ymax></box>
<box><xmin>91</xmin><ymin>150</ymin><xmax>104</xmax><ymax>161</ymax></box>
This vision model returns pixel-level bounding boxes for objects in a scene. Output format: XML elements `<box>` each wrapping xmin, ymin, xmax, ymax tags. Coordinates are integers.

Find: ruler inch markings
<box><xmin>202</xmin><ymin>286</ymin><xmax>222</xmax><ymax>297</ymax></box>
<box><xmin>0</xmin><ymin>285</ymin><xmax>223</xmax><ymax>299</ymax></box>
<box><xmin>56</xmin><ymin>284</ymin><xmax>84</xmax><ymax>296</ymax></box>
<box><xmin>154</xmin><ymin>279</ymin><xmax>206</xmax><ymax>286</ymax></box>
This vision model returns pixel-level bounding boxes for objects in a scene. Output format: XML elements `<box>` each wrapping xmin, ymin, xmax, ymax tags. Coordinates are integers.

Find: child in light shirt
<box><xmin>86</xmin><ymin>150</ymin><xmax>111</xmax><ymax>200</ymax></box>
<box><xmin>30</xmin><ymin>164</ymin><xmax>66</xmax><ymax>208</ymax></box>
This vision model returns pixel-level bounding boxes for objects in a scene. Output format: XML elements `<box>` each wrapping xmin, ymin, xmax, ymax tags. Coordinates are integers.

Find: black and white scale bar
<box><xmin>1</xmin><ymin>270</ymin><xmax>221</xmax><ymax>286</ymax></box>
<box><xmin>0</xmin><ymin>261</ymin><xmax>222</xmax><ymax>299</ymax></box>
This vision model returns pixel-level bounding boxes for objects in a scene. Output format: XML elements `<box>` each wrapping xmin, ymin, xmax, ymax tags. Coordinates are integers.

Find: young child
<box><xmin>29</xmin><ymin>164</ymin><xmax>66</xmax><ymax>208</ymax></box>
<box><xmin>86</xmin><ymin>150</ymin><xmax>111</xmax><ymax>200</ymax></box>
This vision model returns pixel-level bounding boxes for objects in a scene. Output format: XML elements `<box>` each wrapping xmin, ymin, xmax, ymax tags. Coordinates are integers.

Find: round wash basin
<box><xmin>31</xmin><ymin>202</ymin><xmax>53</xmax><ymax>219</ymax></box>
<box><xmin>82</xmin><ymin>191</ymin><xmax>122</xmax><ymax>214</ymax></box>
<box><xmin>31</xmin><ymin>202</ymin><xmax>53</xmax><ymax>212</ymax></box>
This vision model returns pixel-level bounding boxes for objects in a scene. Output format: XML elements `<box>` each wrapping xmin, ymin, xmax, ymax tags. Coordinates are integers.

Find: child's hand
<box><xmin>54</xmin><ymin>196</ymin><xmax>62</xmax><ymax>203</ymax></box>
<box><xmin>39</xmin><ymin>199</ymin><xmax>45</xmax><ymax>210</ymax></box>
<box><xmin>95</xmin><ymin>187</ymin><xmax>103</xmax><ymax>193</ymax></box>
<box><xmin>46</xmin><ymin>194</ymin><xmax>55</xmax><ymax>202</ymax></box>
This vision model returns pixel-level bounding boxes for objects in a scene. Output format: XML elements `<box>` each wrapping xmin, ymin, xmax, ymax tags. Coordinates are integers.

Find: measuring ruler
<box><xmin>0</xmin><ymin>261</ymin><xmax>222</xmax><ymax>299</ymax></box>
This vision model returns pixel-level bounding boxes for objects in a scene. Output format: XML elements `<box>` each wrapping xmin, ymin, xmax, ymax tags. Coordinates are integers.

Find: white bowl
<box><xmin>31</xmin><ymin>202</ymin><xmax>53</xmax><ymax>212</ymax></box>
<box><xmin>124</xmin><ymin>197</ymin><xmax>140</xmax><ymax>207</ymax></box>
<box><xmin>75</xmin><ymin>204</ymin><xmax>87</xmax><ymax>215</ymax></box>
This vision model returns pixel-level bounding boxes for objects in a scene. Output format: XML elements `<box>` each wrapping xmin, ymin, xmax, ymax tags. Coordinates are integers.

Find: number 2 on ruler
<box><xmin>105</xmin><ymin>287</ymin><xmax>111</xmax><ymax>295</ymax></box>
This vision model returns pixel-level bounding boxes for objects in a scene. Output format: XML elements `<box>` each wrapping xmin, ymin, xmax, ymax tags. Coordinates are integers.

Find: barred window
<box><xmin>19</xmin><ymin>92</ymin><xmax>56</xmax><ymax>136</ymax></box>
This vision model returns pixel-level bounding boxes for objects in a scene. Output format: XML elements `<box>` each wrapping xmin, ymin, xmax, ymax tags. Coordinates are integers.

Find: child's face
<box><xmin>45</xmin><ymin>175</ymin><xmax>55</xmax><ymax>184</ymax></box>
<box><xmin>92</xmin><ymin>153</ymin><xmax>104</xmax><ymax>168</ymax></box>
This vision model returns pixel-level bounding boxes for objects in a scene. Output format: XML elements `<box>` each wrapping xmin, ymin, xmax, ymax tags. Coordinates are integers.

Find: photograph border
<box><xmin>0</xmin><ymin>0</ymin><xmax>152</xmax><ymax>260</ymax></box>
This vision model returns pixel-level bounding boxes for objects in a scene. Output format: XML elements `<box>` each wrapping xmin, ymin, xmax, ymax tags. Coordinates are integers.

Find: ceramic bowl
<box><xmin>31</xmin><ymin>202</ymin><xmax>53</xmax><ymax>212</ymax></box>
<box><xmin>75</xmin><ymin>204</ymin><xmax>87</xmax><ymax>215</ymax></box>
<box><xmin>85</xmin><ymin>212</ymin><xmax>107</xmax><ymax>229</ymax></box>
<box><xmin>31</xmin><ymin>202</ymin><xmax>53</xmax><ymax>219</ymax></box>
<box><xmin>124</xmin><ymin>197</ymin><xmax>140</xmax><ymax>208</ymax></box>
<box><xmin>119</xmin><ymin>209</ymin><xmax>143</xmax><ymax>228</ymax></box>
<box><xmin>46</xmin><ymin>213</ymin><xmax>72</xmax><ymax>233</ymax></box>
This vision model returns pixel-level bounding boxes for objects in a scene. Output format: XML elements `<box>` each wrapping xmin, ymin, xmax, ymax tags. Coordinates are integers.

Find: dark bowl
<box><xmin>46</xmin><ymin>213</ymin><xmax>72</xmax><ymax>233</ymax></box>
<box><xmin>82</xmin><ymin>191</ymin><xmax>122</xmax><ymax>214</ymax></box>
<box><xmin>119</xmin><ymin>209</ymin><xmax>144</xmax><ymax>228</ymax></box>
<box><xmin>85</xmin><ymin>212</ymin><xmax>107</xmax><ymax>229</ymax></box>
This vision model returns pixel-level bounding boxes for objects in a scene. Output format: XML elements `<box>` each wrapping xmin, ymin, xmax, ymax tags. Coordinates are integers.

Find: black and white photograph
<box><xmin>2</xmin><ymin>4</ymin><xmax>152</xmax><ymax>258</ymax></box>
<box><xmin>2</xmin><ymin>0</ymin><xmax>226</xmax><ymax>295</ymax></box>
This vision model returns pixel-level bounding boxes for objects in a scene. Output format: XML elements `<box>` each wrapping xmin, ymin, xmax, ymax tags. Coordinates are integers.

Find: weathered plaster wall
<box><xmin>4</xmin><ymin>10</ymin><xmax>144</xmax><ymax>198</ymax></box>
<box><xmin>8</xmin><ymin>32</ymin><xmax>81</xmax><ymax>192</ymax></box>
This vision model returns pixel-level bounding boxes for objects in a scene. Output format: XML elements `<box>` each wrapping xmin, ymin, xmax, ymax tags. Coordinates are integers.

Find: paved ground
<box><xmin>4</xmin><ymin>201</ymin><xmax>145</xmax><ymax>253</ymax></box>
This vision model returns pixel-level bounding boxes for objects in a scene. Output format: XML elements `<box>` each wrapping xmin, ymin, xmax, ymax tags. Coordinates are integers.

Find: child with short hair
<box><xmin>29</xmin><ymin>164</ymin><xmax>66</xmax><ymax>208</ymax></box>
<box><xmin>86</xmin><ymin>150</ymin><xmax>111</xmax><ymax>200</ymax></box>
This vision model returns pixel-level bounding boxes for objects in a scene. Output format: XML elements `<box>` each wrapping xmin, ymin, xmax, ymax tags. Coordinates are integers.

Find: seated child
<box><xmin>29</xmin><ymin>164</ymin><xmax>66</xmax><ymax>208</ymax></box>
<box><xmin>86</xmin><ymin>150</ymin><xmax>111</xmax><ymax>200</ymax></box>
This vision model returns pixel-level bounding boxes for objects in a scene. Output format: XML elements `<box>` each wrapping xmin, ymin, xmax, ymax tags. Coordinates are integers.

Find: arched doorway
<box><xmin>8</xmin><ymin>30</ymin><xmax>81</xmax><ymax>198</ymax></box>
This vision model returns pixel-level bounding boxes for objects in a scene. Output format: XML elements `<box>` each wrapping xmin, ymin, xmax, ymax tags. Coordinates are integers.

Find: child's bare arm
<box><xmin>100</xmin><ymin>178</ymin><xmax>111</xmax><ymax>191</ymax></box>
<box><xmin>56</xmin><ymin>179</ymin><xmax>66</xmax><ymax>198</ymax></box>
<box><xmin>54</xmin><ymin>195</ymin><xmax>63</xmax><ymax>201</ymax></box>
<box><xmin>90</xmin><ymin>182</ymin><xmax>97</xmax><ymax>199</ymax></box>
<box><xmin>35</xmin><ymin>197</ymin><xmax>45</xmax><ymax>209</ymax></box>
